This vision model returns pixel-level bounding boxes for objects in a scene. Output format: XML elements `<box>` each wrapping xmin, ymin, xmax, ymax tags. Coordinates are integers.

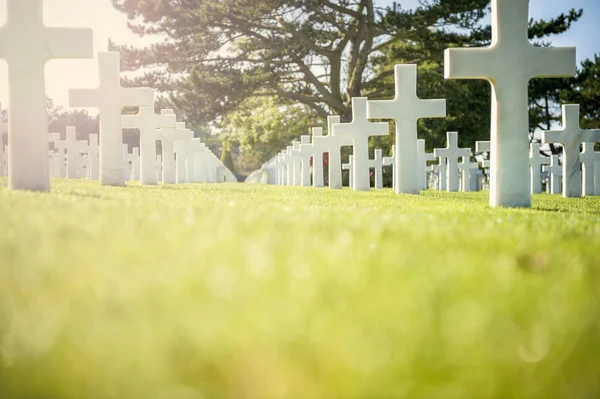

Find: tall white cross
<box><xmin>542</xmin><ymin>104</ymin><xmax>600</xmax><ymax>198</ymax></box>
<box><xmin>368</xmin><ymin>64</ymin><xmax>446</xmax><ymax>194</ymax></box>
<box><xmin>158</xmin><ymin>121</ymin><xmax>193</xmax><ymax>184</ymax></box>
<box><xmin>0</xmin><ymin>0</ymin><xmax>93</xmax><ymax>191</ymax></box>
<box><xmin>332</xmin><ymin>98</ymin><xmax>388</xmax><ymax>191</ymax></box>
<box><xmin>369</xmin><ymin>149</ymin><xmax>384</xmax><ymax>189</ymax></box>
<box><xmin>299</xmin><ymin>135</ymin><xmax>313</xmax><ymax>187</ymax></box>
<box><xmin>445</xmin><ymin>0</ymin><xmax>576</xmax><ymax>207</ymax></box>
<box><xmin>87</xmin><ymin>134</ymin><xmax>100</xmax><ymax>180</ymax></box>
<box><xmin>529</xmin><ymin>143</ymin><xmax>550</xmax><ymax>194</ymax></box>
<box><xmin>434</xmin><ymin>132</ymin><xmax>472</xmax><ymax>192</ymax></box>
<box><xmin>312</xmin><ymin>116</ymin><xmax>352</xmax><ymax>189</ymax></box>
<box><xmin>342</xmin><ymin>155</ymin><xmax>354</xmax><ymax>189</ymax></box>
<box><xmin>580</xmin><ymin>142</ymin><xmax>600</xmax><ymax>197</ymax></box>
<box><xmin>70</xmin><ymin>52</ymin><xmax>155</xmax><ymax>187</ymax></box>
<box><xmin>311</xmin><ymin>127</ymin><xmax>325</xmax><ymax>188</ymax></box>
<box><xmin>122</xmin><ymin>106</ymin><xmax>177</xmax><ymax>185</ymax></box>
<box><xmin>542</xmin><ymin>155</ymin><xmax>562</xmax><ymax>195</ymax></box>
<box><xmin>417</xmin><ymin>139</ymin><xmax>435</xmax><ymax>191</ymax></box>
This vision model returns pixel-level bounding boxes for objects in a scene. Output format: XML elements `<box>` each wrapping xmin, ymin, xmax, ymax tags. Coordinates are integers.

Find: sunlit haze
<box><xmin>0</xmin><ymin>0</ymin><xmax>598</xmax><ymax>109</ymax></box>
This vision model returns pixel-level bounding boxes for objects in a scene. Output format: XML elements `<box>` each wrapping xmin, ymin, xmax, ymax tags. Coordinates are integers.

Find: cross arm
<box><xmin>444</xmin><ymin>48</ymin><xmax>495</xmax><ymax>81</ymax></box>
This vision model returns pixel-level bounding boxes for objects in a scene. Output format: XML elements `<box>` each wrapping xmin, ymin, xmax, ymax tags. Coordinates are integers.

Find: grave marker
<box><xmin>529</xmin><ymin>143</ymin><xmax>550</xmax><ymax>194</ymax></box>
<box><xmin>311</xmin><ymin>127</ymin><xmax>325</xmax><ymax>188</ymax></box>
<box><xmin>580</xmin><ymin>142</ymin><xmax>600</xmax><ymax>196</ymax></box>
<box><xmin>417</xmin><ymin>140</ymin><xmax>435</xmax><ymax>191</ymax></box>
<box><xmin>542</xmin><ymin>155</ymin><xmax>562</xmax><ymax>195</ymax></box>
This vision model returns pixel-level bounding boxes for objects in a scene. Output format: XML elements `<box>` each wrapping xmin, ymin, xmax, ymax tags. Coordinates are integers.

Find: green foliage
<box><xmin>561</xmin><ymin>54</ymin><xmax>600</xmax><ymax>129</ymax></box>
<box><xmin>1</xmin><ymin>180</ymin><xmax>600</xmax><ymax>397</ymax></box>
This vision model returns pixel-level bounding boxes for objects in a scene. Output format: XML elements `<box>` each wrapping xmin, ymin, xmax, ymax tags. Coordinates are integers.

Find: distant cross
<box><xmin>70</xmin><ymin>52</ymin><xmax>155</xmax><ymax>186</ymax></box>
<box><xmin>529</xmin><ymin>143</ymin><xmax>550</xmax><ymax>194</ymax></box>
<box><xmin>417</xmin><ymin>139</ymin><xmax>435</xmax><ymax>191</ymax></box>
<box><xmin>332</xmin><ymin>98</ymin><xmax>388</xmax><ymax>192</ymax></box>
<box><xmin>0</xmin><ymin>0</ymin><xmax>93</xmax><ymax>191</ymax></box>
<box><xmin>59</xmin><ymin>127</ymin><xmax>87</xmax><ymax>179</ymax></box>
<box><xmin>580</xmin><ymin>142</ymin><xmax>600</xmax><ymax>197</ymax></box>
<box><xmin>290</xmin><ymin>141</ymin><xmax>302</xmax><ymax>186</ymax></box>
<box><xmin>458</xmin><ymin>157</ymin><xmax>479</xmax><ymax>192</ymax></box>
<box><xmin>47</xmin><ymin>150</ymin><xmax>57</xmax><ymax>178</ymax></box>
<box><xmin>87</xmin><ymin>134</ymin><xmax>100</xmax><ymax>180</ymax></box>
<box><xmin>431</xmin><ymin>160</ymin><xmax>447</xmax><ymax>191</ymax></box>
<box><xmin>122</xmin><ymin>144</ymin><xmax>133</xmax><ymax>182</ymax></box>
<box><xmin>127</xmin><ymin>147</ymin><xmax>140</xmax><ymax>181</ymax></box>
<box><xmin>542</xmin><ymin>104</ymin><xmax>600</xmax><ymax>198</ymax></box>
<box><xmin>312</xmin><ymin>116</ymin><xmax>352</xmax><ymax>189</ymax></box>
<box><xmin>174</xmin><ymin>139</ymin><xmax>195</xmax><ymax>184</ymax></box>
<box><xmin>191</xmin><ymin>142</ymin><xmax>210</xmax><ymax>183</ymax></box>
<box><xmin>311</xmin><ymin>127</ymin><xmax>325</xmax><ymax>188</ymax></box>
<box><xmin>368</xmin><ymin>64</ymin><xmax>446</xmax><ymax>194</ymax></box>
<box><xmin>434</xmin><ymin>132</ymin><xmax>472</xmax><ymax>192</ymax></box>
<box><xmin>445</xmin><ymin>0</ymin><xmax>576</xmax><ymax>207</ymax></box>
<box><xmin>369</xmin><ymin>149</ymin><xmax>385</xmax><ymax>189</ymax></box>
<box><xmin>383</xmin><ymin>145</ymin><xmax>395</xmax><ymax>191</ymax></box>
<box><xmin>282</xmin><ymin>145</ymin><xmax>292</xmax><ymax>186</ymax></box>
<box><xmin>122</xmin><ymin>106</ymin><xmax>177</xmax><ymax>185</ymax></box>
<box><xmin>299</xmin><ymin>135</ymin><xmax>313</xmax><ymax>187</ymax></box>
<box><xmin>157</xmin><ymin>121</ymin><xmax>193</xmax><ymax>184</ymax></box>
<box><xmin>542</xmin><ymin>155</ymin><xmax>562</xmax><ymax>195</ymax></box>
<box><xmin>48</xmin><ymin>133</ymin><xmax>65</xmax><ymax>178</ymax></box>
<box><xmin>475</xmin><ymin>141</ymin><xmax>491</xmax><ymax>169</ymax></box>
<box><xmin>342</xmin><ymin>155</ymin><xmax>354</xmax><ymax>189</ymax></box>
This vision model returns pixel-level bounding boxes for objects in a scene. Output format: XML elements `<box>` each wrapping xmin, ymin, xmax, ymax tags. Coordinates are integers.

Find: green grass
<box><xmin>0</xmin><ymin>178</ymin><xmax>599</xmax><ymax>398</ymax></box>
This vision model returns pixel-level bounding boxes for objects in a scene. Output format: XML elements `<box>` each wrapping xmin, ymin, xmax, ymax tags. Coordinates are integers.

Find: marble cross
<box><xmin>332</xmin><ymin>98</ymin><xmax>388</xmax><ymax>191</ymax></box>
<box><xmin>342</xmin><ymin>155</ymin><xmax>354</xmax><ymax>189</ymax></box>
<box><xmin>48</xmin><ymin>133</ymin><xmax>65</xmax><ymax>178</ymax></box>
<box><xmin>383</xmin><ymin>145</ymin><xmax>395</xmax><ymax>190</ymax></box>
<box><xmin>431</xmin><ymin>161</ymin><xmax>447</xmax><ymax>191</ymax></box>
<box><xmin>128</xmin><ymin>147</ymin><xmax>140</xmax><ymax>181</ymax></box>
<box><xmin>542</xmin><ymin>155</ymin><xmax>562</xmax><ymax>195</ymax></box>
<box><xmin>122</xmin><ymin>106</ymin><xmax>177</xmax><ymax>185</ymax></box>
<box><xmin>157</xmin><ymin>121</ymin><xmax>193</xmax><ymax>184</ymax></box>
<box><xmin>312</xmin><ymin>116</ymin><xmax>352</xmax><ymax>189</ymax></box>
<box><xmin>580</xmin><ymin>142</ymin><xmax>600</xmax><ymax>197</ymax></box>
<box><xmin>542</xmin><ymin>104</ymin><xmax>600</xmax><ymax>198</ymax></box>
<box><xmin>299</xmin><ymin>135</ymin><xmax>313</xmax><ymax>187</ymax></box>
<box><xmin>62</xmin><ymin>127</ymin><xmax>87</xmax><ymax>179</ymax></box>
<box><xmin>475</xmin><ymin>141</ymin><xmax>491</xmax><ymax>169</ymax></box>
<box><xmin>445</xmin><ymin>0</ymin><xmax>576</xmax><ymax>207</ymax></box>
<box><xmin>417</xmin><ymin>139</ymin><xmax>435</xmax><ymax>191</ymax></box>
<box><xmin>368</xmin><ymin>64</ymin><xmax>446</xmax><ymax>194</ymax></box>
<box><xmin>284</xmin><ymin>145</ymin><xmax>294</xmax><ymax>186</ymax></box>
<box><xmin>311</xmin><ymin>127</ymin><xmax>325</xmax><ymax>188</ymax></box>
<box><xmin>369</xmin><ymin>149</ymin><xmax>384</xmax><ymax>189</ymax></box>
<box><xmin>529</xmin><ymin>143</ymin><xmax>550</xmax><ymax>194</ymax></box>
<box><xmin>174</xmin><ymin>139</ymin><xmax>194</xmax><ymax>184</ymax></box>
<box><xmin>458</xmin><ymin>158</ymin><xmax>479</xmax><ymax>192</ymax></box>
<box><xmin>87</xmin><ymin>134</ymin><xmax>100</xmax><ymax>180</ymax></box>
<box><xmin>0</xmin><ymin>0</ymin><xmax>93</xmax><ymax>191</ymax></box>
<box><xmin>290</xmin><ymin>141</ymin><xmax>302</xmax><ymax>186</ymax></box>
<box><xmin>434</xmin><ymin>132</ymin><xmax>472</xmax><ymax>192</ymax></box>
<box><xmin>70</xmin><ymin>52</ymin><xmax>155</xmax><ymax>187</ymax></box>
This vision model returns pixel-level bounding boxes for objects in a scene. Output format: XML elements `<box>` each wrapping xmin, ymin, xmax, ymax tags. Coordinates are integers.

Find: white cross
<box><xmin>86</xmin><ymin>134</ymin><xmax>100</xmax><ymax>180</ymax></box>
<box><xmin>434</xmin><ymin>132</ymin><xmax>472</xmax><ymax>192</ymax></box>
<box><xmin>47</xmin><ymin>150</ymin><xmax>57</xmax><ymax>178</ymax></box>
<box><xmin>70</xmin><ymin>52</ymin><xmax>155</xmax><ymax>187</ymax></box>
<box><xmin>417</xmin><ymin>139</ymin><xmax>435</xmax><ymax>191</ymax></box>
<box><xmin>368</xmin><ymin>64</ymin><xmax>446</xmax><ymax>194</ymax></box>
<box><xmin>445</xmin><ymin>0</ymin><xmax>576</xmax><ymax>207</ymax></box>
<box><xmin>430</xmin><ymin>160</ymin><xmax>447</xmax><ymax>191</ymax></box>
<box><xmin>122</xmin><ymin>106</ymin><xmax>177</xmax><ymax>185</ymax></box>
<box><xmin>174</xmin><ymin>139</ymin><xmax>195</xmax><ymax>184</ymax></box>
<box><xmin>312</xmin><ymin>116</ymin><xmax>352</xmax><ymax>189</ymax></box>
<box><xmin>529</xmin><ymin>143</ymin><xmax>550</xmax><ymax>194</ymax></box>
<box><xmin>311</xmin><ymin>127</ymin><xmax>325</xmax><ymax>188</ymax></box>
<box><xmin>458</xmin><ymin>158</ymin><xmax>479</xmax><ymax>192</ymax></box>
<box><xmin>58</xmin><ymin>126</ymin><xmax>87</xmax><ymax>179</ymax></box>
<box><xmin>48</xmin><ymin>133</ymin><xmax>65</xmax><ymax>178</ymax></box>
<box><xmin>0</xmin><ymin>0</ymin><xmax>93</xmax><ymax>191</ymax></box>
<box><xmin>332</xmin><ymin>98</ymin><xmax>388</xmax><ymax>191</ymax></box>
<box><xmin>289</xmin><ymin>141</ymin><xmax>302</xmax><ymax>186</ymax></box>
<box><xmin>542</xmin><ymin>155</ymin><xmax>562</xmax><ymax>195</ymax></box>
<box><xmin>369</xmin><ymin>149</ymin><xmax>384</xmax><ymax>189</ymax></box>
<box><xmin>157</xmin><ymin>121</ymin><xmax>193</xmax><ymax>184</ymax></box>
<box><xmin>342</xmin><ymin>155</ymin><xmax>354</xmax><ymax>189</ymax></box>
<box><xmin>282</xmin><ymin>145</ymin><xmax>293</xmax><ymax>186</ymax></box>
<box><xmin>299</xmin><ymin>135</ymin><xmax>313</xmax><ymax>187</ymax></box>
<box><xmin>580</xmin><ymin>142</ymin><xmax>600</xmax><ymax>197</ymax></box>
<box><xmin>542</xmin><ymin>104</ymin><xmax>600</xmax><ymax>198</ymax></box>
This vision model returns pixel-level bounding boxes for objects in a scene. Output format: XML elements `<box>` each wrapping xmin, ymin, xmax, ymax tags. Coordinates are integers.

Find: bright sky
<box><xmin>0</xmin><ymin>0</ymin><xmax>598</xmax><ymax>109</ymax></box>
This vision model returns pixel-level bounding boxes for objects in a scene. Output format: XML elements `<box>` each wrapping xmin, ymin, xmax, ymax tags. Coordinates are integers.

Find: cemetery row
<box><xmin>0</xmin><ymin>0</ymin><xmax>598</xmax><ymax>208</ymax></box>
<box><xmin>0</xmin><ymin>2</ymin><xmax>235</xmax><ymax>189</ymax></box>
<box><xmin>249</xmin><ymin>97</ymin><xmax>600</xmax><ymax>198</ymax></box>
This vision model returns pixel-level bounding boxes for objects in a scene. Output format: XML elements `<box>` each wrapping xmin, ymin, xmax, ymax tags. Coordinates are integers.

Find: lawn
<box><xmin>0</xmin><ymin>178</ymin><xmax>599</xmax><ymax>398</ymax></box>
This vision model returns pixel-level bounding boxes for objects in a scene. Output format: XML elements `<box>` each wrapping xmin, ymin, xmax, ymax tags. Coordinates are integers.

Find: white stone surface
<box><xmin>445</xmin><ymin>0</ymin><xmax>576</xmax><ymax>207</ymax></box>
<box><xmin>542</xmin><ymin>155</ymin><xmax>562</xmax><ymax>195</ymax></box>
<box><xmin>458</xmin><ymin>157</ymin><xmax>479</xmax><ymax>192</ymax></box>
<box><xmin>0</xmin><ymin>0</ymin><xmax>93</xmax><ymax>191</ymax></box>
<box><xmin>529</xmin><ymin>143</ymin><xmax>550</xmax><ymax>194</ymax></box>
<box><xmin>332</xmin><ymin>98</ymin><xmax>388</xmax><ymax>191</ymax></box>
<box><xmin>60</xmin><ymin>127</ymin><xmax>86</xmax><ymax>179</ymax></box>
<box><xmin>311</xmin><ymin>127</ymin><xmax>325</xmax><ymax>188</ymax></box>
<box><xmin>417</xmin><ymin>140</ymin><xmax>435</xmax><ymax>191</ymax></box>
<box><xmin>369</xmin><ymin>149</ymin><xmax>384</xmax><ymax>189</ymax></box>
<box><xmin>70</xmin><ymin>52</ymin><xmax>155</xmax><ymax>187</ymax></box>
<box><xmin>122</xmin><ymin>106</ymin><xmax>177</xmax><ymax>185</ymax></box>
<box><xmin>291</xmin><ymin>141</ymin><xmax>302</xmax><ymax>186</ymax></box>
<box><xmin>311</xmin><ymin>116</ymin><xmax>352</xmax><ymax>189</ymax></box>
<box><xmin>595</xmin><ymin>161</ymin><xmax>600</xmax><ymax>196</ymax></box>
<box><xmin>430</xmin><ymin>161</ymin><xmax>447</xmax><ymax>191</ymax></box>
<box><xmin>342</xmin><ymin>155</ymin><xmax>354</xmax><ymax>189</ymax></box>
<box><xmin>434</xmin><ymin>132</ymin><xmax>471</xmax><ymax>192</ymax></box>
<box><xmin>580</xmin><ymin>142</ymin><xmax>600</xmax><ymax>197</ymax></box>
<box><xmin>368</xmin><ymin>64</ymin><xmax>446</xmax><ymax>194</ymax></box>
<box><xmin>542</xmin><ymin>105</ymin><xmax>600</xmax><ymax>198</ymax></box>
<box><xmin>157</xmin><ymin>121</ymin><xmax>193</xmax><ymax>184</ymax></box>
<box><xmin>383</xmin><ymin>145</ymin><xmax>395</xmax><ymax>191</ymax></box>
<box><xmin>299</xmin><ymin>135</ymin><xmax>313</xmax><ymax>187</ymax></box>
<box><xmin>87</xmin><ymin>134</ymin><xmax>100</xmax><ymax>180</ymax></box>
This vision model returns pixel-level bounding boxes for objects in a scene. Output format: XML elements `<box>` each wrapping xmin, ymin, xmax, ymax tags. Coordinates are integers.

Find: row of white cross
<box><xmin>257</xmin><ymin>116</ymin><xmax>600</xmax><ymax>197</ymax></box>
<box><xmin>0</xmin><ymin>1</ymin><xmax>235</xmax><ymax>189</ymax></box>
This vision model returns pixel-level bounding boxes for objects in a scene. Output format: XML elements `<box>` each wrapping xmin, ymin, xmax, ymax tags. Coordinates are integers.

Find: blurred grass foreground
<box><xmin>0</xmin><ymin>179</ymin><xmax>599</xmax><ymax>398</ymax></box>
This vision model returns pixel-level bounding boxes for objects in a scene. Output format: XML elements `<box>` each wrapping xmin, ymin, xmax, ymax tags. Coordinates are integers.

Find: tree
<box><xmin>562</xmin><ymin>54</ymin><xmax>600</xmax><ymax>129</ymax></box>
